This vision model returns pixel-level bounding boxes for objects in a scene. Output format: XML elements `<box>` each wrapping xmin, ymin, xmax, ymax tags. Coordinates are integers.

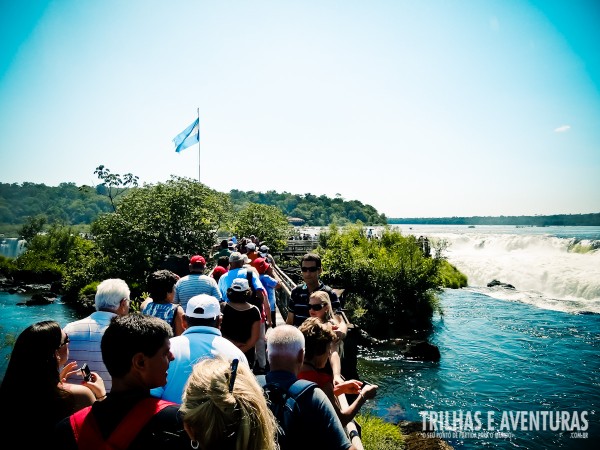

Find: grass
<box><xmin>356</xmin><ymin>412</ymin><xmax>405</xmax><ymax>450</ymax></box>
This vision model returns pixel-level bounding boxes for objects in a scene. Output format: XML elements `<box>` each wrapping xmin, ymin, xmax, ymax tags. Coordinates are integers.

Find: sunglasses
<box><xmin>308</xmin><ymin>303</ymin><xmax>326</xmax><ymax>311</ymax></box>
<box><xmin>59</xmin><ymin>333</ymin><xmax>70</xmax><ymax>347</ymax></box>
<box><xmin>301</xmin><ymin>266</ymin><xmax>319</xmax><ymax>273</ymax></box>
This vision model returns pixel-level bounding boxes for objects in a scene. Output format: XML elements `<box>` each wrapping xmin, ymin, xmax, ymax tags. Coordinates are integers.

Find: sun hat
<box><xmin>185</xmin><ymin>294</ymin><xmax>221</xmax><ymax>319</ymax></box>
<box><xmin>231</xmin><ymin>278</ymin><xmax>250</xmax><ymax>292</ymax></box>
<box><xmin>229</xmin><ymin>252</ymin><xmax>244</xmax><ymax>263</ymax></box>
<box><xmin>246</xmin><ymin>242</ymin><xmax>256</xmax><ymax>251</ymax></box>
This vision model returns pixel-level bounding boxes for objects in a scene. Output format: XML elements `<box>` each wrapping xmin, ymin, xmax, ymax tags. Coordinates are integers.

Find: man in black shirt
<box><xmin>286</xmin><ymin>253</ymin><xmax>341</xmax><ymax>327</ymax></box>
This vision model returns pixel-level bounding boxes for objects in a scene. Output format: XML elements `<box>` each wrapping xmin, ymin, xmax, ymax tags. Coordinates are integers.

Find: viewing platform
<box><xmin>277</xmin><ymin>239</ymin><xmax>319</xmax><ymax>258</ymax></box>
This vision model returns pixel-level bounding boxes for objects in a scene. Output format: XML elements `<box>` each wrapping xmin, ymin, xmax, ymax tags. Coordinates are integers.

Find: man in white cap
<box><xmin>150</xmin><ymin>294</ymin><xmax>248</xmax><ymax>403</ymax></box>
<box><xmin>259</xmin><ymin>244</ymin><xmax>275</xmax><ymax>264</ymax></box>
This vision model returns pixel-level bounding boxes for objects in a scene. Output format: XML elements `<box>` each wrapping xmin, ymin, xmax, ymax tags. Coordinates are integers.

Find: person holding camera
<box><xmin>0</xmin><ymin>320</ymin><xmax>106</xmax><ymax>444</ymax></box>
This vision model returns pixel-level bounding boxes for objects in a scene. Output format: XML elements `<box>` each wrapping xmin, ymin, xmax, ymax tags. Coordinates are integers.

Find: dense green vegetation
<box><xmin>0</xmin><ymin>182</ymin><xmax>386</xmax><ymax>236</ymax></box>
<box><xmin>0</xmin><ymin>176</ymin><xmax>293</xmax><ymax>306</ymax></box>
<box><xmin>388</xmin><ymin>213</ymin><xmax>600</xmax><ymax>226</ymax></box>
<box><xmin>0</xmin><ymin>182</ymin><xmax>113</xmax><ymax>232</ymax></box>
<box><xmin>318</xmin><ymin>224</ymin><xmax>466</xmax><ymax>337</ymax></box>
<box><xmin>230</xmin><ymin>189</ymin><xmax>387</xmax><ymax>226</ymax></box>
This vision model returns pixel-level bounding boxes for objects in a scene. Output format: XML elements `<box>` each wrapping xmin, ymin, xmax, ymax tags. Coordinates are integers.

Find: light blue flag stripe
<box><xmin>173</xmin><ymin>118</ymin><xmax>199</xmax><ymax>153</ymax></box>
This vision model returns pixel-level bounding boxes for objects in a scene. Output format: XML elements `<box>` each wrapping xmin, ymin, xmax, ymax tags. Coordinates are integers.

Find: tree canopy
<box><xmin>90</xmin><ymin>176</ymin><xmax>231</xmax><ymax>287</ymax></box>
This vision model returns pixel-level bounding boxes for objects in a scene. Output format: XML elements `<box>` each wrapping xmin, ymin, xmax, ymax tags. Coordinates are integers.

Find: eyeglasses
<box><xmin>308</xmin><ymin>303</ymin><xmax>325</xmax><ymax>311</ymax></box>
<box><xmin>301</xmin><ymin>266</ymin><xmax>319</xmax><ymax>273</ymax></box>
<box><xmin>228</xmin><ymin>359</ymin><xmax>239</xmax><ymax>392</ymax></box>
<box><xmin>59</xmin><ymin>334</ymin><xmax>70</xmax><ymax>347</ymax></box>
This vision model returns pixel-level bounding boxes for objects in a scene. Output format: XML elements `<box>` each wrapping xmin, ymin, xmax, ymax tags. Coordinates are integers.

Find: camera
<box><xmin>80</xmin><ymin>363</ymin><xmax>92</xmax><ymax>382</ymax></box>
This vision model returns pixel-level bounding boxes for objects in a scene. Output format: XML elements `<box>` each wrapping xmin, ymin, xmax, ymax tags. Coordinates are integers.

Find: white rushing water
<box><xmin>301</xmin><ymin>224</ymin><xmax>600</xmax><ymax>315</ymax></box>
<box><xmin>393</xmin><ymin>225</ymin><xmax>600</xmax><ymax>314</ymax></box>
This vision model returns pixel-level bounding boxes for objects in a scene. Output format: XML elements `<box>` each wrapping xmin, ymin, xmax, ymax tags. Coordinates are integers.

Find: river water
<box><xmin>351</xmin><ymin>225</ymin><xmax>599</xmax><ymax>449</ymax></box>
<box><xmin>1</xmin><ymin>225</ymin><xmax>598</xmax><ymax>449</ymax></box>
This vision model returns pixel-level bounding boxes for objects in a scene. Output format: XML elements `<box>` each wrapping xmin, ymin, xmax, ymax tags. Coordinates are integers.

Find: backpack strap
<box><xmin>286</xmin><ymin>379</ymin><xmax>316</xmax><ymax>399</ymax></box>
<box><xmin>70</xmin><ymin>398</ymin><xmax>176</xmax><ymax>449</ymax></box>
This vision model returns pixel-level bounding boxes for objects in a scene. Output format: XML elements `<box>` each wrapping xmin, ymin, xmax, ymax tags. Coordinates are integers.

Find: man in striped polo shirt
<box><xmin>174</xmin><ymin>255</ymin><xmax>222</xmax><ymax>312</ymax></box>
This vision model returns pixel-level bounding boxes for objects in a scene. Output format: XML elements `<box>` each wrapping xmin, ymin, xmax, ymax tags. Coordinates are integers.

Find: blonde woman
<box><xmin>180</xmin><ymin>357</ymin><xmax>279</xmax><ymax>450</ymax></box>
<box><xmin>307</xmin><ymin>291</ymin><xmax>348</xmax><ymax>385</ymax></box>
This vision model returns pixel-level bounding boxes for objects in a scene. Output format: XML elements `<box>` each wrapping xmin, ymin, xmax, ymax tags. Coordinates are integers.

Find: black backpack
<box><xmin>256</xmin><ymin>376</ymin><xmax>317</xmax><ymax>449</ymax></box>
<box><xmin>245</xmin><ymin>271</ymin><xmax>263</xmax><ymax>311</ymax></box>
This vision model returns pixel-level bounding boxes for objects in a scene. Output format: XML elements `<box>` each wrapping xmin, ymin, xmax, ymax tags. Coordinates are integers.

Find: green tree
<box><xmin>92</xmin><ymin>165</ymin><xmax>139</xmax><ymax>212</ymax></box>
<box><xmin>91</xmin><ymin>176</ymin><xmax>231</xmax><ymax>287</ymax></box>
<box><xmin>319</xmin><ymin>224</ymin><xmax>445</xmax><ymax>337</ymax></box>
<box><xmin>232</xmin><ymin>203</ymin><xmax>292</xmax><ymax>253</ymax></box>
<box><xmin>19</xmin><ymin>215</ymin><xmax>47</xmax><ymax>242</ymax></box>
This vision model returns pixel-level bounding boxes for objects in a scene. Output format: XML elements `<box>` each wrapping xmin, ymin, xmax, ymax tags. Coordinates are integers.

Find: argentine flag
<box><xmin>173</xmin><ymin>118</ymin><xmax>199</xmax><ymax>153</ymax></box>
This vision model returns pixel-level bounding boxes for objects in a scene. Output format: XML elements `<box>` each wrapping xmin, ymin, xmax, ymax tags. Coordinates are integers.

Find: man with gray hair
<box><xmin>263</xmin><ymin>325</ymin><xmax>355</xmax><ymax>450</ymax></box>
<box><xmin>63</xmin><ymin>278</ymin><xmax>131</xmax><ymax>392</ymax></box>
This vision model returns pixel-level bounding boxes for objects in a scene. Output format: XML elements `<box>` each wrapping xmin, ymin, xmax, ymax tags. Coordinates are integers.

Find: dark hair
<box><xmin>185</xmin><ymin>316</ymin><xmax>219</xmax><ymax>328</ymax></box>
<box><xmin>101</xmin><ymin>314</ymin><xmax>173</xmax><ymax>378</ymax></box>
<box><xmin>301</xmin><ymin>253</ymin><xmax>322</xmax><ymax>268</ymax></box>
<box><xmin>217</xmin><ymin>256</ymin><xmax>229</xmax><ymax>268</ymax></box>
<box><xmin>227</xmin><ymin>288</ymin><xmax>251</xmax><ymax>303</ymax></box>
<box><xmin>0</xmin><ymin>320</ymin><xmax>74</xmax><ymax>428</ymax></box>
<box><xmin>220</xmin><ymin>239</ymin><xmax>228</xmax><ymax>249</ymax></box>
<box><xmin>146</xmin><ymin>270</ymin><xmax>179</xmax><ymax>302</ymax></box>
<box><xmin>298</xmin><ymin>317</ymin><xmax>336</xmax><ymax>360</ymax></box>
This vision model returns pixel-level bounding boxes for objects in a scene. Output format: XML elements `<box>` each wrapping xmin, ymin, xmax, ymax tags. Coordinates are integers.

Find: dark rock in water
<box><xmin>487</xmin><ymin>279</ymin><xmax>515</xmax><ymax>289</ymax></box>
<box><xmin>403</xmin><ymin>341</ymin><xmax>441</xmax><ymax>362</ymax></box>
<box><xmin>26</xmin><ymin>293</ymin><xmax>55</xmax><ymax>306</ymax></box>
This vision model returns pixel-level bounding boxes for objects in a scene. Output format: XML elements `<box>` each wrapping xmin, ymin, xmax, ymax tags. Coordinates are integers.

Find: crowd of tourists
<box><xmin>0</xmin><ymin>239</ymin><xmax>378</xmax><ymax>450</ymax></box>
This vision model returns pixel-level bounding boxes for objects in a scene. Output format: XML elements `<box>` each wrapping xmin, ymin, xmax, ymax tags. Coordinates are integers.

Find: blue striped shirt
<box><xmin>174</xmin><ymin>274</ymin><xmax>222</xmax><ymax>311</ymax></box>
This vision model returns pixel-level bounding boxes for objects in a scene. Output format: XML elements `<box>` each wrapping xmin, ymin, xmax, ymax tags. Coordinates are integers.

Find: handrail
<box><xmin>270</xmin><ymin>261</ymin><xmax>364</xmax><ymax>450</ymax></box>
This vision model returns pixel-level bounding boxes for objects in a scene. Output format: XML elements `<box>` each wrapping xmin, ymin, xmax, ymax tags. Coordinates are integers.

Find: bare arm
<box><xmin>286</xmin><ymin>311</ymin><xmax>295</xmax><ymax>325</ymax></box>
<box><xmin>261</xmin><ymin>290</ymin><xmax>272</xmax><ymax>326</ymax></box>
<box><xmin>173</xmin><ymin>306</ymin><xmax>186</xmax><ymax>336</ymax></box>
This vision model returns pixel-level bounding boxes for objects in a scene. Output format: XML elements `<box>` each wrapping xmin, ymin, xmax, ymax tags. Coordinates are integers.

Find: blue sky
<box><xmin>1</xmin><ymin>0</ymin><xmax>599</xmax><ymax>218</ymax></box>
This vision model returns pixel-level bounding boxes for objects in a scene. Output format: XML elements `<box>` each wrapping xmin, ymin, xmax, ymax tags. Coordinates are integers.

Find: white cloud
<box><xmin>554</xmin><ymin>125</ymin><xmax>571</xmax><ymax>133</ymax></box>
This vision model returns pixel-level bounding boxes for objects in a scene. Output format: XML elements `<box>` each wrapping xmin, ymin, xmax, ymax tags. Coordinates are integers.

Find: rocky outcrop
<box><xmin>402</xmin><ymin>341</ymin><xmax>441</xmax><ymax>362</ymax></box>
<box><xmin>399</xmin><ymin>421</ymin><xmax>454</xmax><ymax>450</ymax></box>
<box><xmin>487</xmin><ymin>279</ymin><xmax>515</xmax><ymax>289</ymax></box>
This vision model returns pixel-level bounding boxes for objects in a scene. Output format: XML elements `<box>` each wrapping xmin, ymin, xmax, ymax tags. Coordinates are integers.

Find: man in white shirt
<box><xmin>63</xmin><ymin>278</ymin><xmax>131</xmax><ymax>392</ymax></box>
<box><xmin>150</xmin><ymin>294</ymin><xmax>248</xmax><ymax>402</ymax></box>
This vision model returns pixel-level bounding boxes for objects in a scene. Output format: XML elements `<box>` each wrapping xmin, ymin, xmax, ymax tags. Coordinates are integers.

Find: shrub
<box><xmin>319</xmin><ymin>224</ymin><xmax>451</xmax><ymax>337</ymax></box>
<box><xmin>356</xmin><ymin>412</ymin><xmax>404</xmax><ymax>450</ymax></box>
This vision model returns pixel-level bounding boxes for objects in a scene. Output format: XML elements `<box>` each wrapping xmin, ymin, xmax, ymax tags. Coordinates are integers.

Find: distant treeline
<box><xmin>229</xmin><ymin>189</ymin><xmax>387</xmax><ymax>226</ymax></box>
<box><xmin>388</xmin><ymin>213</ymin><xmax>600</xmax><ymax>226</ymax></box>
<box><xmin>0</xmin><ymin>182</ymin><xmax>387</xmax><ymax>234</ymax></box>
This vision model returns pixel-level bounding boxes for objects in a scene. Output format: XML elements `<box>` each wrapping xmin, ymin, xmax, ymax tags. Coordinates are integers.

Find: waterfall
<box><xmin>0</xmin><ymin>238</ymin><xmax>26</xmax><ymax>258</ymax></box>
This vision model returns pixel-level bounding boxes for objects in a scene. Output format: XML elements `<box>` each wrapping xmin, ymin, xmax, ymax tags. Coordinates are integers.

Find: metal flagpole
<box><xmin>197</xmin><ymin>107</ymin><xmax>201</xmax><ymax>183</ymax></box>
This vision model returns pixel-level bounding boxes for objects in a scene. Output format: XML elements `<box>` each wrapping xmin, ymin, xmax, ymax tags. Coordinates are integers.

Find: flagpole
<box><xmin>197</xmin><ymin>107</ymin><xmax>201</xmax><ymax>183</ymax></box>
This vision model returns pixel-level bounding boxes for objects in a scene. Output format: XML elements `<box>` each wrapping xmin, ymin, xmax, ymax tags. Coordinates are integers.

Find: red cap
<box><xmin>212</xmin><ymin>266</ymin><xmax>227</xmax><ymax>277</ymax></box>
<box><xmin>190</xmin><ymin>255</ymin><xmax>206</xmax><ymax>265</ymax></box>
<box><xmin>251</xmin><ymin>257</ymin><xmax>270</xmax><ymax>274</ymax></box>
